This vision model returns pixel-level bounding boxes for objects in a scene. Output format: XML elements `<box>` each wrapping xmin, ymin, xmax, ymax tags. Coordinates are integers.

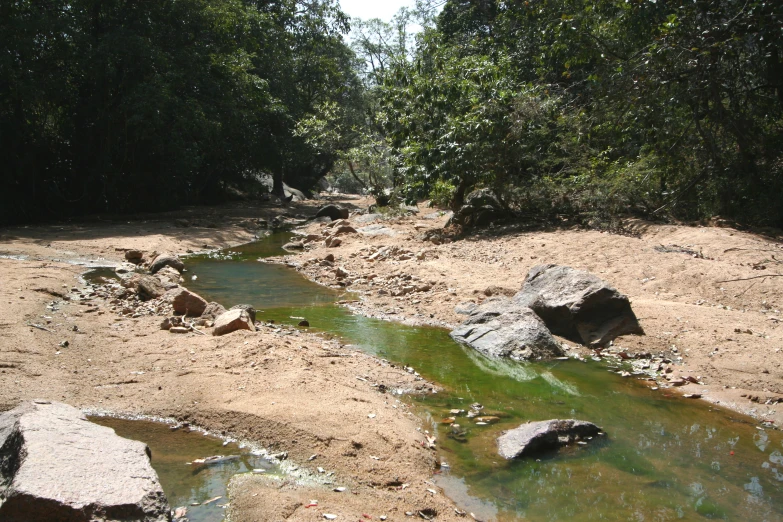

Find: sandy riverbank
<box><xmin>1</xmin><ymin>195</ymin><xmax>782</xmax><ymax>520</ymax></box>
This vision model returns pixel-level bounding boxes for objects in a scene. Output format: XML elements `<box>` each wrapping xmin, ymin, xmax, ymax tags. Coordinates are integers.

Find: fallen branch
<box><xmin>717</xmin><ymin>274</ymin><xmax>783</xmax><ymax>283</ymax></box>
<box><xmin>27</xmin><ymin>323</ymin><xmax>53</xmax><ymax>332</ymax></box>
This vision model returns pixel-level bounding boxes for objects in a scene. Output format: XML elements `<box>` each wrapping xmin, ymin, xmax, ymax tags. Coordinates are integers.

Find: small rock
<box><xmin>136</xmin><ymin>275</ymin><xmax>166</xmax><ymax>301</ymax></box>
<box><xmin>230</xmin><ymin>304</ymin><xmax>257</xmax><ymax>323</ymax></box>
<box><xmin>315</xmin><ymin>205</ymin><xmax>350</xmax><ymax>221</ymax></box>
<box><xmin>335</xmin><ymin>225</ymin><xmax>358</xmax><ymax>235</ymax></box>
<box><xmin>125</xmin><ymin>250</ymin><xmax>144</xmax><ymax>263</ymax></box>
<box><xmin>200</xmin><ymin>302</ymin><xmax>228</xmax><ymax>322</ymax></box>
<box><xmin>298</xmin><ymin>320</ymin><xmax>310</xmax><ymax>327</ymax></box>
<box><xmin>149</xmin><ymin>253</ymin><xmax>185</xmax><ymax>274</ymax></box>
<box><xmin>167</xmin><ymin>287</ymin><xmax>208</xmax><ymax>317</ymax></box>
<box><xmin>169</xmin><ymin>326</ymin><xmax>191</xmax><ymax>334</ymax></box>
<box><xmin>213</xmin><ymin>309</ymin><xmax>255</xmax><ymax>336</ymax></box>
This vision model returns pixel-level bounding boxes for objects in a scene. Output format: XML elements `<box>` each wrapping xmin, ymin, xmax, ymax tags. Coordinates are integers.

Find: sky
<box><xmin>338</xmin><ymin>0</ymin><xmax>418</xmax><ymax>22</ymax></box>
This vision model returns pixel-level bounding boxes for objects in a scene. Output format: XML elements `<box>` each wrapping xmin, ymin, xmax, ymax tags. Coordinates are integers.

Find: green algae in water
<box><xmin>90</xmin><ymin>417</ymin><xmax>278</xmax><ymax>522</ymax></box>
<box><xmin>184</xmin><ymin>237</ymin><xmax>783</xmax><ymax>521</ymax></box>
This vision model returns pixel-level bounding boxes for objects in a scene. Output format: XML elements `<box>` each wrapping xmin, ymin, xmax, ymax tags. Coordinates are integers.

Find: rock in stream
<box><xmin>450</xmin><ymin>298</ymin><xmax>564</xmax><ymax>360</ymax></box>
<box><xmin>497</xmin><ymin>419</ymin><xmax>603</xmax><ymax>459</ymax></box>
<box><xmin>0</xmin><ymin>401</ymin><xmax>171</xmax><ymax>521</ymax></box>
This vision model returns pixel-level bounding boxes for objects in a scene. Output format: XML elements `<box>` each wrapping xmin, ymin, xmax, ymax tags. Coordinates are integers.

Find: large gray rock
<box><xmin>212</xmin><ymin>309</ymin><xmax>255</xmax><ymax>336</ymax></box>
<box><xmin>149</xmin><ymin>254</ymin><xmax>184</xmax><ymax>274</ymax></box>
<box><xmin>315</xmin><ymin>205</ymin><xmax>349</xmax><ymax>221</ymax></box>
<box><xmin>497</xmin><ymin>419</ymin><xmax>602</xmax><ymax>459</ymax></box>
<box><xmin>514</xmin><ymin>265</ymin><xmax>643</xmax><ymax>346</ymax></box>
<box><xmin>0</xmin><ymin>401</ymin><xmax>170</xmax><ymax>521</ymax></box>
<box><xmin>450</xmin><ymin>298</ymin><xmax>564</xmax><ymax>361</ymax></box>
<box><xmin>136</xmin><ymin>275</ymin><xmax>166</xmax><ymax>301</ymax></box>
<box><xmin>283</xmin><ymin>183</ymin><xmax>306</xmax><ymax>202</ymax></box>
<box><xmin>166</xmin><ymin>287</ymin><xmax>208</xmax><ymax>317</ymax></box>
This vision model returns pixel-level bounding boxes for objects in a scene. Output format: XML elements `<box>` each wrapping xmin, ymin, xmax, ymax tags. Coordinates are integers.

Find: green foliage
<box><xmin>429</xmin><ymin>180</ymin><xmax>457</xmax><ymax>207</ymax></box>
<box><xmin>0</xmin><ymin>0</ymin><xmax>359</xmax><ymax>223</ymax></box>
<box><xmin>375</xmin><ymin>0</ymin><xmax>783</xmax><ymax>227</ymax></box>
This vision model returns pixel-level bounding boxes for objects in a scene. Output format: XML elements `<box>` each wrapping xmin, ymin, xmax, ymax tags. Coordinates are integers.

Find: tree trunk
<box><xmin>272</xmin><ymin>166</ymin><xmax>284</xmax><ymax>198</ymax></box>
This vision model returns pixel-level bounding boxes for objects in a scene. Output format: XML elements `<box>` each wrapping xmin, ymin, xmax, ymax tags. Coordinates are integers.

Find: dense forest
<box><xmin>3</xmin><ymin>0</ymin><xmax>783</xmax><ymax>227</ymax></box>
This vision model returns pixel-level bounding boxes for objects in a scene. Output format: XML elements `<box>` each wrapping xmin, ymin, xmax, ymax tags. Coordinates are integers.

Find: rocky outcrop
<box><xmin>0</xmin><ymin>401</ymin><xmax>170</xmax><ymax>522</ymax></box>
<box><xmin>514</xmin><ymin>265</ymin><xmax>643</xmax><ymax>346</ymax></box>
<box><xmin>315</xmin><ymin>205</ymin><xmax>349</xmax><ymax>221</ymax></box>
<box><xmin>200</xmin><ymin>302</ymin><xmax>227</xmax><ymax>322</ymax></box>
<box><xmin>166</xmin><ymin>287</ymin><xmax>208</xmax><ymax>317</ymax></box>
<box><xmin>497</xmin><ymin>419</ymin><xmax>603</xmax><ymax>459</ymax></box>
<box><xmin>149</xmin><ymin>254</ymin><xmax>184</xmax><ymax>274</ymax></box>
<box><xmin>213</xmin><ymin>309</ymin><xmax>255</xmax><ymax>336</ymax></box>
<box><xmin>450</xmin><ymin>298</ymin><xmax>564</xmax><ymax>360</ymax></box>
<box><xmin>136</xmin><ymin>275</ymin><xmax>166</xmax><ymax>301</ymax></box>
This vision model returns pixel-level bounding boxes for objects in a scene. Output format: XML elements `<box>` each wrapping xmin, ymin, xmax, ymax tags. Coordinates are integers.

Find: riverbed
<box><xmin>177</xmin><ymin>233</ymin><xmax>783</xmax><ymax>521</ymax></box>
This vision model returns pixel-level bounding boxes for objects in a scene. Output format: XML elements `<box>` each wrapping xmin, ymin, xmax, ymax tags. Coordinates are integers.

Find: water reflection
<box><xmin>90</xmin><ymin>417</ymin><xmax>278</xmax><ymax>522</ymax></box>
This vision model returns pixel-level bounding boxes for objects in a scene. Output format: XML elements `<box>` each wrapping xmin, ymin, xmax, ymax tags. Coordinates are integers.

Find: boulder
<box><xmin>315</xmin><ymin>205</ymin><xmax>349</xmax><ymax>221</ymax></box>
<box><xmin>166</xmin><ymin>287</ymin><xmax>208</xmax><ymax>317</ymax></box>
<box><xmin>0</xmin><ymin>401</ymin><xmax>170</xmax><ymax>522</ymax></box>
<box><xmin>213</xmin><ymin>309</ymin><xmax>255</xmax><ymax>336</ymax></box>
<box><xmin>230</xmin><ymin>304</ymin><xmax>257</xmax><ymax>323</ymax></box>
<box><xmin>283</xmin><ymin>183</ymin><xmax>307</xmax><ymax>202</ymax></box>
<box><xmin>125</xmin><ymin>250</ymin><xmax>144</xmax><ymax>263</ymax></box>
<box><xmin>136</xmin><ymin>275</ymin><xmax>166</xmax><ymax>301</ymax></box>
<box><xmin>514</xmin><ymin>265</ymin><xmax>644</xmax><ymax>346</ymax></box>
<box><xmin>200</xmin><ymin>302</ymin><xmax>227</xmax><ymax>322</ymax></box>
<box><xmin>282</xmin><ymin>241</ymin><xmax>305</xmax><ymax>250</ymax></box>
<box><xmin>450</xmin><ymin>298</ymin><xmax>564</xmax><ymax>360</ymax></box>
<box><xmin>497</xmin><ymin>419</ymin><xmax>603</xmax><ymax>459</ymax></box>
<box><xmin>149</xmin><ymin>254</ymin><xmax>184</xmax><ymax>274</ymax></box>
<box><xmin>448</xmin><ymin>189</ymin><xmax>506</xmax><ymax>229</ymax></box>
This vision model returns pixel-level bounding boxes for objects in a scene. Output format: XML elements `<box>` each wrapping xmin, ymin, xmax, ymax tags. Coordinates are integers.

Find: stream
<box><xmin>93</xmin><ymin>232</ymin><xmax>783</xmax><ymax>520</ymax></box>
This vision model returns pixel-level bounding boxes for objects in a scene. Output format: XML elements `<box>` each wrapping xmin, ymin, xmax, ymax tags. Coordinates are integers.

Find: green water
<box><xmin>90</xmin><ymin>417</ymin><xmax>278</xmax><ymax>522</ymax></box>
<box><xmin>181</xmin><ymin>233</ymin><xmax>783</xmax><ymax>521</ymax></box>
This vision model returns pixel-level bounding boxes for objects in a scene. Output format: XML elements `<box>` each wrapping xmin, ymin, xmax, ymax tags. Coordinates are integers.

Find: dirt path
<box><xmin>1</xmin><ymin>196</ymin><xmax>782</xmax><ymax>520</ymax></box>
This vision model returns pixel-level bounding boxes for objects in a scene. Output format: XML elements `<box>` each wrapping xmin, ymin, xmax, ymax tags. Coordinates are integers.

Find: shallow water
<box><xmin>180</xmin><ymin>234</ymin><xmax>783</xmax><ymax>521</ymax></box>
<box><xmin>90</xmin><ymin>417</ymin><xmax>278</xmax><ymax>522</ymax></box>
